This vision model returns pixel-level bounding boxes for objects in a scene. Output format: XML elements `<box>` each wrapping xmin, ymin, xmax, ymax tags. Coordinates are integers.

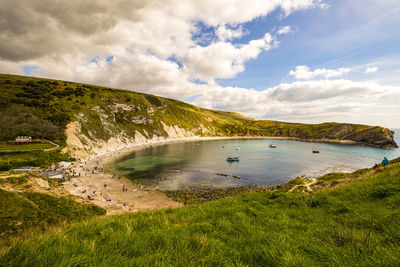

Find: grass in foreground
<box><xmin>0</xmin><ymin>174</ymin><xmax>106</xmax><ymax>240</ymax></box>
<box><xmin>1</xmin><ymin>161</ymin><xmax>400</xmax><ymax>266</ymax></box>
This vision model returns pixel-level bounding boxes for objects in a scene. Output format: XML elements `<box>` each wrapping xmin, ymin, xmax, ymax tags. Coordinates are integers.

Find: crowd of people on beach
<box><xmin>66</xmin><ymin>153</ymin><xmax>145</xmax><ymax>211</ymax></box>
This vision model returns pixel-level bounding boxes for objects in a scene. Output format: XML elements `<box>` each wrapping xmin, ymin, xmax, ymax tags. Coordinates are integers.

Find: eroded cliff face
<box><xmin>63</xmin><ymin>112</ymin><xmax>211</xmax><ymax>159</ymax></box>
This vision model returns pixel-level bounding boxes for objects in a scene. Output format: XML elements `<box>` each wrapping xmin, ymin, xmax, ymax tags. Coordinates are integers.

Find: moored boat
<box><xmin>269</xmin><ymin>144</ymin><xmax>277</xmax><ymax>148</ymax></box>
<box><xmin>227</xmin><ymin>156</ymin><xmax>240</xmax><ymax>162</ymax></box>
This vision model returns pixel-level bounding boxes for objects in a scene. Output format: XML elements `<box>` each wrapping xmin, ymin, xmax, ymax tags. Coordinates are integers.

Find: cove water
<box><xmin>112</xmin><ymin>130</ymin><xmax>400</xmax><ymax>190</ymax></box>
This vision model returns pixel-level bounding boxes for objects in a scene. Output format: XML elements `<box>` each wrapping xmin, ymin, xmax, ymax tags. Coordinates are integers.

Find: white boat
<box><xmin>269</xmin><ymin>144</ymin><xmax>277</xmax><ymax>148</ymax></box>
<box><xmin>235</xmin><ymin>147</ymin><xmax>240</xmax><ymax>150</ymax></box>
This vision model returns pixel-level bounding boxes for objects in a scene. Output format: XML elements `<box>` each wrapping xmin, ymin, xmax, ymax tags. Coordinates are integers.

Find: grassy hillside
<box><xmin>1</xmin><ymin>159</ymin><xmax>399</xmax><ymax>266</ymax></box>
<box><xmin>0</xmin><ymin>73</ymin><xmax>396</xmax><ymax>169</ymax></box>
<box><xmin>0</xmin><ymin>73</ymin><xmax>250</xmax><ymax>143</ymax></box>
<box><xmin>0</xmin><ymin>174</ymin><xmax>105</xmax><ymax>239</ymax></box>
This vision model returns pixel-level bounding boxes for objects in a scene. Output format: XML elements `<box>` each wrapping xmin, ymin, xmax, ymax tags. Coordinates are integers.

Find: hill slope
<box><xmin>0</xmin><ymin>173</ymin><xmax>105</xmax><ymax>239</ymax></box>
<box><xmin>0</xmin><ymin>73</ymin><xmax>396</xmax><ymax>161</ymax></box>
<box><xmin>1</xmin><ymin>159</ymin><xmax>399</xmax><ymax>266</ymax></box>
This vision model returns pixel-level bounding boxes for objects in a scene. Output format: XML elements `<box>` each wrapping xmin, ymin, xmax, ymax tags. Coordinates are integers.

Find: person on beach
<box><xmin>381</xmin><ymin>157</ymin><xmax>390</xmax><ymax>166</ymax></box>
<box><xmin>123</xmin><ymin>184</ymin><xmax>125</xmax><ymax>191</ymax></box>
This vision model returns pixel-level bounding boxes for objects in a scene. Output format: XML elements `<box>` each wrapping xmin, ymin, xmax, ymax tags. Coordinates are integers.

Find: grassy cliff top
<box><xmin>1</xmin><ymin>158</ymin><xmax>400</xmax><ymax>266</ymax></box>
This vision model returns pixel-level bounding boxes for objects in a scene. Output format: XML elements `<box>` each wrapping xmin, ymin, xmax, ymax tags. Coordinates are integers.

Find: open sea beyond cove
<box><xmin>112</xmin><ymin>130</ymin><xmax>400</xmax><ymax>190</ymax></box>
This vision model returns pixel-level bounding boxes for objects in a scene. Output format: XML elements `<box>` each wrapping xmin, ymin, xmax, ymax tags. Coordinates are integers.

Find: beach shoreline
<box><xmin>63</xmin><ymin>135</ymin><xmax>390</xmax><ymax>215</ymax></box>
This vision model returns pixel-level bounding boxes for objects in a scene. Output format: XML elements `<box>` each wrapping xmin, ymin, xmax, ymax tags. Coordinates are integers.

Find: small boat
<box><xmin>227</xmin><ymin>156</ymin><xmax>240</xmax><ymax>162</ymax></box>
<box><xmin>269</xmin><ymin>144</ymin><xmax>277</xmax><ymax>148</ymax></box>
<box><xmin>312</xmin><ymin>150</ymin><xmax>320</xmax><ymax>153</ymax></box>
<box><xmin>235</xmin><ymin>147</ymin><xmax>240</xmax><ymax>150</ymax></box>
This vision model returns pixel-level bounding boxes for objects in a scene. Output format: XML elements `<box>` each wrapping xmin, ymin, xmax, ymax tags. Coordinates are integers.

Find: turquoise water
<box><xmin>114</xmin><ymin>130</ymin><xmax>400</xmax><ymax>190</ymax></box>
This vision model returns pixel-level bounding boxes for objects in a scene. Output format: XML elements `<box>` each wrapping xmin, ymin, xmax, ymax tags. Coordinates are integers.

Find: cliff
<box><xmin>0</xmin><ymin>73</ymin><xmax>397</xmax><ymax>160</ymax></box>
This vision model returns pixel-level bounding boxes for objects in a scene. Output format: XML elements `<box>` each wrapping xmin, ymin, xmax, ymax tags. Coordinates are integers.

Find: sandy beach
<box><xmin>62</xmin><ymin>135</ymin><xmax>372</xmax><ymax>215</ymax></box>
<box><xmin>63</xmin><ymin>136</ymin><xmax>234</xmax><ymax>215</ymax></box>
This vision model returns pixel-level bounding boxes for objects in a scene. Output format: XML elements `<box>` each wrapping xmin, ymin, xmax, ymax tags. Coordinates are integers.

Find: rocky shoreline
<box><xmin>164</xmin><ymin>185</ymin><xmax>280</xmax><ymax>205</ymax></box>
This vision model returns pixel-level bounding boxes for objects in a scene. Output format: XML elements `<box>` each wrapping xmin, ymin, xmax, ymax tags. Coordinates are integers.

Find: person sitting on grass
<box><xmin>381</xmin><ymin>157</ymin><xmax>390</xmax><ymax>166</ymax></box>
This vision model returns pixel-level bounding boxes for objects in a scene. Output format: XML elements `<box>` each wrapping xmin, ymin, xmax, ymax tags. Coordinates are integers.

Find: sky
<box><xmin>1</xmin><ymin>0</ymin><xmax>399</xmax><ymax>128</ymax></box>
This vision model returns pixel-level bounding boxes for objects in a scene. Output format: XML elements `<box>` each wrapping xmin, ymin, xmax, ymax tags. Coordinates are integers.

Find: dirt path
<box><xmin>43</xmin><ymin>139</ymin><xmax>59</xmax><ymax>151</ymax></box>
<box><xmin>63</xmin><ymin>152</ymin><xmax>182</xmax><ymax>215</ymax></box>
<box><xmin>288</xmin><ymin>178</ymin><xmax>317</xmax><ymax>193</ymax></box>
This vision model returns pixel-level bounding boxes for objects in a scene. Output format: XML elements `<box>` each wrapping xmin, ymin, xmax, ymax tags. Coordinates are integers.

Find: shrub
<box><xmin>371</xmin><ymin>186</ymin><xmax>400</xmax><ymax>199</ymax></box>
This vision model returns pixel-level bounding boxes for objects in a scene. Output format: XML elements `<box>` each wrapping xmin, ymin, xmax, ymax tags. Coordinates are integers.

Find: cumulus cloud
<box><xmin>289</xmin><ymin>65</ymin><xmax>351</xmax><ymax>80</ymax></box>
<box><xmin>182</xmin><ymin>33</ymin><xmax>274</xmax><ymax>82</ymax></box>
<box><xmin>267</xmin><ymin>79</ymin><xmax>382</xmax><ymax>102</ymax></box>
<box><xmin>0</xmin><ymin>0</ymin><xmax>325</xmax><ymax>83</ymax></box>
<box><xmin>277</xmin><ymin>26</ymin><xmax>292</xmax><ymax>35</ymax></box>
<box><xmin>365</xmin><ymin>66</ymin><xmax>378</xmax><ymax>73</ymax></box>
<box><xmin>192</xmin><ymin>79</ymin><xmax>399</xmax><ymax>125</ymax></box>
<box><xmin>4</xmin><ymin>0</ymin><xmax>396</xmax><ymax>126</ymax></box>
<box><xmin>215</xmin><ymin>25</ymin><xmax>247</xmax><ymax>41</ymax></box>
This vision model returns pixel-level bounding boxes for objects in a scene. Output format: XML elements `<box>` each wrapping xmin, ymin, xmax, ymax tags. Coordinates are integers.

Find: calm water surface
<box><xmin>112</xmin><ymin>130</ymin><xmax>400</xmax><ymax>190</ymax></box>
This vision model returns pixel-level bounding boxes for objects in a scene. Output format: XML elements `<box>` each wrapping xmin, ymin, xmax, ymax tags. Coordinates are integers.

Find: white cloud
<box><xmin>3</xmin><ymin>0</ymin><xmax>399</xmax><ymax>127</ymax></box>
<box><xmin>0</xmin><ymin>0</ymin><xmax>325</xmax><ymax>84</ymax></box>
<box><xmin>266</xmin><ymin>79</ymin><xmax>385</xmax><ymax>102</ymax></box>
<box><xmin>181</xmin><ymin>33</ymin><xmax>274</xmax><ymax>82</ymax></box>
<box><xmin>192</xmin><ymin>79</ymin><xmax>399</xmax><ymax>126</ymax></box>
<box><xmin>289</xmin><ymin>65</ymin><xmax>351</xmax><ymax>80</ymax></box>
<box><xmin>277</xmin><ymin>26</ymin><xmax>292</xmax><ymax>35</ymax></box>
<box><xmin>215</xmin><ymin>25</ymin><xmax>247</xmax><ymax>41</ymax></box>
<box><xmin>365</xmin><ymin>66</ymin><xmax>378</xmax><ymax>73</ymax></box>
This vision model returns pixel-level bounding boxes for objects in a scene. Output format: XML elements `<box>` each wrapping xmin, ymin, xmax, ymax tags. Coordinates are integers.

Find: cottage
<box><xmin>13</xmin><ymin>136</ymin><xmax>44</xmax><ymax>144</ymax></box>
<box><xmin>14</xmin><ymin>136</ymin><xmax>32</xmax><ymax>143</ymax></box>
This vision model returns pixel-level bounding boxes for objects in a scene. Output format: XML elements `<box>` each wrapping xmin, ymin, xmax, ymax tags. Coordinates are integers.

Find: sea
<box><xmin>112</xmin><ymin>129</ymin><xmax>400</xmax><ymax>190</ymax></box>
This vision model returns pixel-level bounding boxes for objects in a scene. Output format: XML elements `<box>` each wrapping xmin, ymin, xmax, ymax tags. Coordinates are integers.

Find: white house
<box><xmin>14</xmin><ymin>136</ymin><xmax>32</xmax><ymax>143</ymax></box>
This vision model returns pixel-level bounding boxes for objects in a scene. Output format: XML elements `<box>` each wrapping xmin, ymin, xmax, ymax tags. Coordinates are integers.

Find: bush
<box><xmin>371</xmin><ymin>186</ymin><xmax>400</xmax><ymax>199</ymax></box>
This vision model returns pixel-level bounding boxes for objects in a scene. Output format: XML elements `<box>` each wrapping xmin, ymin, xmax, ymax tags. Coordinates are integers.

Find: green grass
<box><xmin>165</xmin><ymin>185</ymin><xmax>273</xmax><ymax>204</ymax></box>
<box><xmin>0</xmin><ymin>142</ymin><xmax>54</xmax><ymax>152</ymax></box>
<box><xmin>1</xmin><ymin>161</ymin><xmax>400</xmax><ymax>266</ymax></box>
<box><xmin>0</xmin><ymin>178</ymin><xmax>106</xmax><ymax>239</ymax></box>
<box><xmin>0</xmin><ymin>149</ymin><xmax>70</xmax><ymax>171</ymax></box>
